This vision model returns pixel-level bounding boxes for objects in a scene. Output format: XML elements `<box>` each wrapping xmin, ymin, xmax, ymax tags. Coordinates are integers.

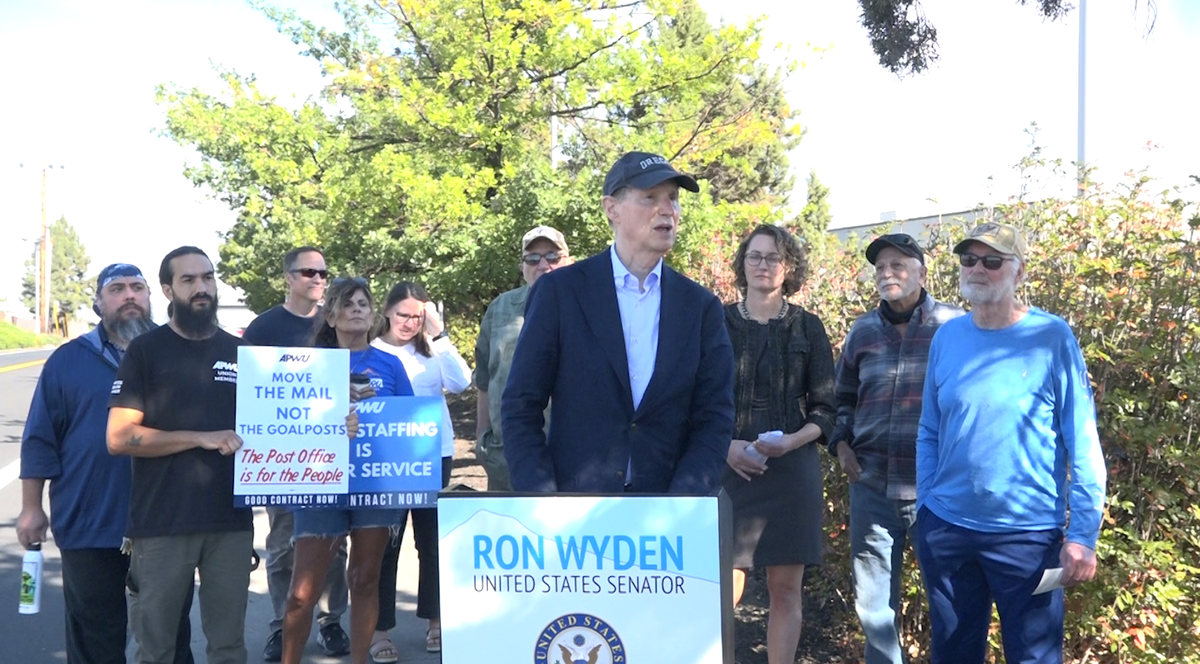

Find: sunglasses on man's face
<box><xmin>290</xmin><ymin>268</ymin><xmax>329</xmax><ymax>279</ymax></box>
<box><xmin>522</xmin><ymin>251</ymin><xmax>563</xmax><ymax>266</ymax></box>
<box><xmin>958</xmin><ymin>253</ymin><xmax>1015</xmax><ymax>271</ymax></box>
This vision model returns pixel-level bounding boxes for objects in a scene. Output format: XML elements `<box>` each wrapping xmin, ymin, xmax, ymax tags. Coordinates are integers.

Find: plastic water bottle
<box><xmin>743</xmin><ymin>442</ymin><xmax>769</xmax><ymax>466</ymax></box>
<box><xmin>758</xmin><ymin>430</ymin><xmax>784</xmax><ymax>447</ymax></box>
<box><xmin>19</xmin><ymin>543</ymin><xmax>43</xmax><ymax>615</ymax></box>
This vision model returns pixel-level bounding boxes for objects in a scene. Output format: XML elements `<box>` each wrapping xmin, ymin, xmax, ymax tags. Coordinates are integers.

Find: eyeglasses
<box><xmin>290</xmin><ymin>268</ymin><xmax>329</xmax><ymax>279</ymax></box>
<box><xmin>392</xmin><ymin>312</ymin><xmax>423</xmax><ymax>324</ymax></box>
<box><xmin>332</xmin><ymin>276</ymin><xmax>368</xmax><ymax>287</ymax></box>
<box><xmin>958</xmin><ymin>253</ymin><xmax>1015</xmax><ymax>271</ymax></box>
<box><xmin>745</xmin><ymin>253</ymin><xmax>783</xmax><ymax>268</ymax></box>
<box><xmin>522</xmin><ymin>252</ymin><xmax>563</xmax><ymax>266</ymax></box>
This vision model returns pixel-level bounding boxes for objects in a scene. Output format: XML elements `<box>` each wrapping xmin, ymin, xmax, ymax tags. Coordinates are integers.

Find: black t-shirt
<box><xmin>242</xmin><ymin>304</ymin><xmax>321</xmax><ymax>347</ymax></box>
<box><xmin>109</xmin><ymin>325</ymin><xmax>253</xmax><ymax>537</ymax></box>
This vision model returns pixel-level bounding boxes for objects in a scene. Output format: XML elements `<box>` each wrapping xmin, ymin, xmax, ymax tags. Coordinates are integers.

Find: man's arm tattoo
<box><xmin>126</xmin><ymin>434</ymin><xmax>143</xmax><ymax>448</ymax></box>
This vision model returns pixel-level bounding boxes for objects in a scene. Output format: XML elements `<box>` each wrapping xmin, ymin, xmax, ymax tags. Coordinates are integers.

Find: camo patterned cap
<box><xmin>953</xmin><ymin>222</ymin><xmax>1027</xmax><ymax>261</ymax></box>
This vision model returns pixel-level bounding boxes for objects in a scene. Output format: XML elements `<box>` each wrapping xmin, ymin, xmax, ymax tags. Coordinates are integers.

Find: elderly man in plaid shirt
<box><xmin>829</xmin><ymin>234</ymin><xmax>963</xmax><ymax>664</ymax></box>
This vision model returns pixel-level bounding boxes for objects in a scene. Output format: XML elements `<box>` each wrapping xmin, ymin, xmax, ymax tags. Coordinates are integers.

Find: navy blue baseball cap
<box><xmin>602</xmin><ymin>151</ymin><xmax>700</xmax><ymax>196</ymax></box>
<box><xmin>93</xmin><ymin>263</ymin><xmax>146</xmax><ymax>315</ymax></box>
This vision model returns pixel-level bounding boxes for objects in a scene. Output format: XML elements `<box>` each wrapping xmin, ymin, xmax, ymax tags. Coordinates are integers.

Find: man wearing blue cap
<box><xmin>18</xmin><ymin>263</ymin><xmax>192</xmax><ymax>664</ymax></box>
<box><xmin>502</xmin><ymin>151</ymin><xmax>735</xmax><ymax>493</ymax></box>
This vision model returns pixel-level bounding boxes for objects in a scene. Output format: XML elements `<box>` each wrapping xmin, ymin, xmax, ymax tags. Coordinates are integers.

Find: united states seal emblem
<box><xmin>535</xmin><ymin>613</ymin><xmax>626</xmax><ymax>664</ymax></box>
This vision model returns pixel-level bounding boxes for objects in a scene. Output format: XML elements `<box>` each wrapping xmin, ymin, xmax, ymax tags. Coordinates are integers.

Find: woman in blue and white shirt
<box><xmin>368</xmin><ymin>281</ymin><xmax>471</xmax><ymax>660</ymax></box>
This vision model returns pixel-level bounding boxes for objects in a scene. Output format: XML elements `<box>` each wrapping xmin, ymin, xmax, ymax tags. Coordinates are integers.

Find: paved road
<box><xmin>0</xmin><ymin>347</ymin><xmax>440</xmax><ymax>663</ymax></box>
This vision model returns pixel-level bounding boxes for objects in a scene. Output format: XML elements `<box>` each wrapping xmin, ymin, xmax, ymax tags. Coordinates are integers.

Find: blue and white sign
<box><xmin>348</xmin><ymin>396</ymin><xmax>443</xmax><ymax>508</ymax></box>
<box><xmin>438</xmin><ymin>495</ymin><xmax>730</xmax><ymax>663</ymax></box>
<box><xmin>235</xmin><ymin>346</ymin><xmax>351</xmax><ymax>508</ymax></box>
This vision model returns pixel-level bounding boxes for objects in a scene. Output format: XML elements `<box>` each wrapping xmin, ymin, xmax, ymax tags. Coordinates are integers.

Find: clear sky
<box><xmin>1</xmin><ymin>0</ymin><xmax>1196</xmax><ymax>317</ymax></box>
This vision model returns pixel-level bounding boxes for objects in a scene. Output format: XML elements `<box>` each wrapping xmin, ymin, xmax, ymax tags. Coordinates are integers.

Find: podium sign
<box><xmin>438</xmin><ymin>493</ymin><xmax>733</xmax><ymax>663</ymax></box>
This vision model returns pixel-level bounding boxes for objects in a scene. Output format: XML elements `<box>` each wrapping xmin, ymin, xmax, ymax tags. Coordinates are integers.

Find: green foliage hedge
<box><xmin>0</xmin><ymin>320</ymin><xmax>62</xmax><ymax>350</ymax></box>
<box><xmin>756</xmin><ymin>165</ymin><xmax>1199</xmax><ymax>663</ymax></box>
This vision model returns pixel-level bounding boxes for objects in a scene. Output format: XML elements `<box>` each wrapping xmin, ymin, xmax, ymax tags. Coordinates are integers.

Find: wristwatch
<box><xmin>430</xmin><ymin>331</ymin><xmax>450</xmax><ymax>341</ymax></box>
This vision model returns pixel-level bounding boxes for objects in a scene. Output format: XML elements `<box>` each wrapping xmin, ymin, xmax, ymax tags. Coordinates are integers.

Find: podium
<box><xmin>437</xmin><ymin>491</ymin><xmax>733</xmax><ymax>663</ymax></box>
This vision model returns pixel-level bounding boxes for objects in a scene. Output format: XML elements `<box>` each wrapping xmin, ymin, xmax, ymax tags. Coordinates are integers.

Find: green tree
<box><xmin>858</xmin><ymin>0</ymin><xmax>1157</xmax><ymax>76</ymax></box>
<box><xmin>21</xmin><ymin>215</ymin><xmax>92</xmax><ymax>319</ymax></box>
<box><xmin>157</xmin><ymin>0</ymin><xmax>801</xmax><ymax>331</ymax></box>
<box><xmin>800</xmin><ymin>168</ymin><xmax>832</xmax><ymax>226</ymax></box>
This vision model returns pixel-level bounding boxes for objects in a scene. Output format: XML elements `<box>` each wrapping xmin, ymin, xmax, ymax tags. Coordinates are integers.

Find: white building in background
<box><xmin>217</xmin><ymin>278</ymin><xmax>255</xmax><ymax>336</ymax></box>
<box><xmin>830</xmin><ymin>209</ymin><xmax>989</xmax><ymax>244</ymax></box>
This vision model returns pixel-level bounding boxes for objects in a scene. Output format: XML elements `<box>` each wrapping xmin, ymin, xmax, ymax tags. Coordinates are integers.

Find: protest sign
<box><xmin>348</xmin><ymin>396</ymin><xmax>443</xmax><ymax>508</ymax></box>
<box><xmin>235</xmin><ymin>346</ymin><xmax>351</xmax><ymax>508</ymax></box>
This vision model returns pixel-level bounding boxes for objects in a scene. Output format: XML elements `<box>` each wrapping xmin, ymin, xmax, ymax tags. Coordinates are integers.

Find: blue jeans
<box><xmin>850</xmin><ymin>482</ymin><xmax>918</xmax><ymax>664</ymax></box>
<box><xmin>293</xmin><ymin>507</ymin><xmax>403</xmax><ymax>538</ymax></box>
<box><xmin>915</xmin><ymin>507</ymin><xmax>1064</xmax><ymax>664</ymax></box>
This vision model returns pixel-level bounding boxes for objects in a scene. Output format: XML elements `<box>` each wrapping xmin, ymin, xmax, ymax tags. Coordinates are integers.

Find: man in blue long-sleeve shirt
<box><xmin>915</xmin><ymin>223</ymin><xmax>1107</xmax><ymax>664</ymax></box>
<box><xmin>18</xmin><ymin>263</ymin><xmax>193</xmax><ymax>664</ymax></box>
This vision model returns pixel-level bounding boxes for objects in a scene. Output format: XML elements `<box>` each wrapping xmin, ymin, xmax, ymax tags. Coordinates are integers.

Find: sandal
<box><xmin>426</xmin><ymin>627</ymin><xmax>442</xmax><ymax>653</ymax></box>
<box><xmin>369</xmin><ymin>637</ymin><xmax>399</xmax><ymax>664</ymax></box>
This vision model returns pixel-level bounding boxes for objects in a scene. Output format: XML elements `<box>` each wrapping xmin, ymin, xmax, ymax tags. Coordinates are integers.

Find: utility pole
<box><xmin>19</xmin><ymin>162</ymin><xmax>64</xmax><ymax>334</ymax></box>
<box><xmin>40</xmin><ymin>168</ymin><xmax>53</xmax><ymax>334</ymax></box>
<box><xmin>1077</xmin><ymin>0</ymin><xmax>1088</xmax><ymax>196</ymax></box>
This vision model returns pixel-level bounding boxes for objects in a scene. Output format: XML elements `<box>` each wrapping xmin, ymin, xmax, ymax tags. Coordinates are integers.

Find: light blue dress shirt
<box><xmin>610</xmin><ymin>246</ymin><xmax>662</xmax><ymax>410</ymax></box>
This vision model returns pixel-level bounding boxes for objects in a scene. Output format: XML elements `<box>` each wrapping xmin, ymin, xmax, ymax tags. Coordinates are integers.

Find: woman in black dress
<box><xmin>722</xmin><ymin>224</ymin><xmax>836</xmax><ymax>663</ymax></box>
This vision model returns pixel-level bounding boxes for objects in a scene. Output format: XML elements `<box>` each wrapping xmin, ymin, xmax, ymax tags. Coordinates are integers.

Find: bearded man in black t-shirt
<box><xmin>241</xmin><ymin>246</ymin><xmax>351</xmax><ymax>660</ymax></box>
<box><xmin>107</xmin><ymin>246</ymin><xmax>253</xmax><ymax>664</ymax></box>
<box><xmin>107</xmin><ymin>246</ymin><xmax>359</xmax><ymax>664</ymax></box>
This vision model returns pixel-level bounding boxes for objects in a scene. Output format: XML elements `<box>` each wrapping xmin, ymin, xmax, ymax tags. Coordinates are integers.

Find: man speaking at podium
<box><xmin>502</xmin><ymin>151</ymin><xmax>735</xmax><ymax>494</ymax></box>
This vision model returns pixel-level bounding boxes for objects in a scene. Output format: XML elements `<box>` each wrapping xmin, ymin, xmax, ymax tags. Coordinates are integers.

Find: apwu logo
<box><xmin>279</xmin><ymin>354</ymin><xmax>311</xmax><ymax>363</ymax></box>
<box><xmin>355</xmin><ymin>401</ymin><xmax>385</xmax><ymax>414</ymax></box>
<box><xmin>212</xmin><ymin>360</ymin><xmax>238</xmax><ymax>384</ymax></box>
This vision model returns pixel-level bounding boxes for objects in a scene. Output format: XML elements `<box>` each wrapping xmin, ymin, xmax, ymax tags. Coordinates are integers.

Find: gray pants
<box><xmin>128</xmin><ymin>530</ymin><xmax>254</xmax><ymax>664</ymax></box>
<box><xmin>264</xmin><ymin>506</ymin><xmax>348</xmax><ymax>633</ymax></box>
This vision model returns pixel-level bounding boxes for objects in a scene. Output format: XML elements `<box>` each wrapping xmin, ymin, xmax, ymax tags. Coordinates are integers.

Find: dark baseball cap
<box><xmin>602</xmin><ymin>151</ymin><xmax>700</xmax><ymax>196</ymax></box>
<box><xmin>865</xmin><ymin>234</ymin><xmax>924</xmax><ymax>265</ymax></box>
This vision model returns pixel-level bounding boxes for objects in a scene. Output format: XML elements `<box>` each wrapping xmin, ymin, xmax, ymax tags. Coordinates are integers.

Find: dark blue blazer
<box><xmin>501</xmin><ymin>249</ymin><xmax>735</xmax><ymax>493</ymax></box>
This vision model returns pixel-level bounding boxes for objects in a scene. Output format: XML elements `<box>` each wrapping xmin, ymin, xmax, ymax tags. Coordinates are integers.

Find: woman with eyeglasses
<box><xmin>368</xmin><ymin>282</ymin><xmax>471</xmax><ymax>661</ymax></box>
<box><xmin>722</xmin><ymin>224</ymin><xmax>836</xmax><ymax>664</ymax></box>
<box><xmin>282</xmin><ymin>277</ymin><xmax>415</xmax><ymax>664</ymax></box>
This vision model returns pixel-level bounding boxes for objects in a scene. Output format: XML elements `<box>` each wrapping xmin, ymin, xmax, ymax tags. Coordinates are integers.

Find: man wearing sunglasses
<box><xmin>915</xmin><ymin>223</ymin><xmax>1106</xmax><ymax>664</ymax></box>
<box><xmin>502</xmin><ymin>151</ymin><xmax>735</xmax><ymax>495</ymax></box>
<box><xmin>474</xmin><ymin>226</ymin><xmax>572</xmax><ymax>490</ymax></box>
<box><xmin>241</xmin><ymin>247</ymin><xmax>351</xmax><ymax>661</ymax></box>
<box><xmin>830</xmin><ymin>234</ymin><xmax>963</xmax><ymax>664</ymax></box>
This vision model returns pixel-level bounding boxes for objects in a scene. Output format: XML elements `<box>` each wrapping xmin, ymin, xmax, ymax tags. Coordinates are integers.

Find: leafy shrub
<box><xmin>0</xmin><ymin>321</ymin><xmax>62</xmax><ymax>350</ymax></box>
<box><xmin>690</xmin><ymin>157</ymin><xmax>1200</xmax><ymax>662</ymax></box>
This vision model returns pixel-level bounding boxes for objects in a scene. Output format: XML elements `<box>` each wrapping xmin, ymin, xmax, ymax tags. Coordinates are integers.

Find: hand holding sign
<box><xmin>199</xmin><ymin>430</ymin><xmax>244</xmax><ymax>456</ymax></box>
<box><xmin>346</xmin><ymin>406</ymin><xmax>360</xmax><ymax>440</ymax></box>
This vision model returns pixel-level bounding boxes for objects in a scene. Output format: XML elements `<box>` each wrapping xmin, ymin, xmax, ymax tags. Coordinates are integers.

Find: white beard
<box><xmin>961</xmin><ymin>280</ymin><xmax>1011</xmax><ymax>306</ymax></box>
<box><xmin>879</xmin><ymin>280</ymin><xmax>919</xmax><ymax>302</ymax></box>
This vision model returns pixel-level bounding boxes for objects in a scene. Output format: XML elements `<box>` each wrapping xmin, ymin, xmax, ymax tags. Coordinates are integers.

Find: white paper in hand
<box><xmin>1033</xmin><ymin>567</ymin><xmax>1065</xmax><ymax>595</ymax></box>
